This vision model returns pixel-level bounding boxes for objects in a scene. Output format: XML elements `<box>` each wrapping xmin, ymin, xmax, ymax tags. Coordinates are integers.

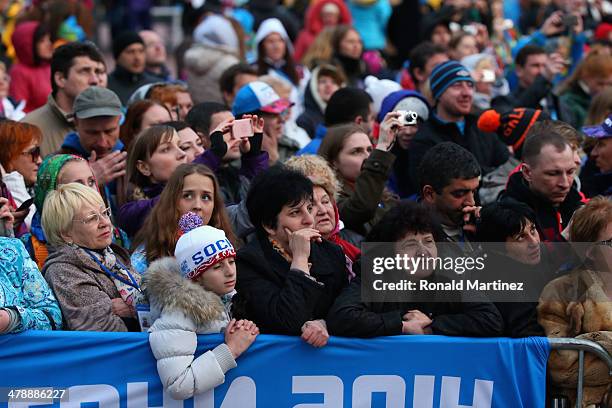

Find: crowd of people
<box><xmin>0</xmin><ymin>0</ymin><xmax>611</xmax><ymax>405</ymax></box>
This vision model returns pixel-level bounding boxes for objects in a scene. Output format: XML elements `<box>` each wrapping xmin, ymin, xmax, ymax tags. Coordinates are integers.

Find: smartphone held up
<box><xmin>231</xmin><ymin>119</ymin><xmax>255</xmax><ymax>139</ymax></box>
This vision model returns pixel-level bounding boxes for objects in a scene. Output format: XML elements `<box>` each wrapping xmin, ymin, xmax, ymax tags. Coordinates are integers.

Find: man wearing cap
<box><xmin>107</xmin><ymin>31</ymin><xmax>157</xmax><ymax>105</ymax></box>
<box><xmin>581</xmin><ymin>115</ymin><xmax>612</xmax><ymax>197</ymax></box>
<box><xmin>408</xmin><ymin>60</ymin><xmax>509</xmax><ymax>191</ymax></box>
<box><xmin>23</xmin><ymin>42</ymin><xmax>107</xmax><ymax>158</ymax></box>
<box><xmin>376</xmin><ymin>90</ymin><xmax>430</xmax><ymax>198</ymax></box>
<box><xmin>58</xmin><ymin>86</ymin><xmax>127</xmax><ymax>188</ymax></box>
<box><xmin>232</xmin><ymin>81</ymin><xmax>293</xmax><ymax>164</ymax></box>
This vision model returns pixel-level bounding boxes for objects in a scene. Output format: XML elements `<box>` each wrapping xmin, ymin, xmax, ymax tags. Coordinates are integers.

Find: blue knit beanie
<box><xmin>429</xmin><ymin>61</ymin><xmax>474</xmax><ymax>101</ymax></box>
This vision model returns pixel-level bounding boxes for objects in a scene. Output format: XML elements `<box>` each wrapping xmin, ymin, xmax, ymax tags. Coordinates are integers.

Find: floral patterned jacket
<box><xmin>0</xmin><ymin>237</ymin><xmax>62</xmax><ymax>332</ymax></box>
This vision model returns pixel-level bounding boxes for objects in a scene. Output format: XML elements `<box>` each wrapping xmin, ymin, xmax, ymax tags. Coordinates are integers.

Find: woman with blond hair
<box><xmin>42</xmin><ymin>183</ymin><xmax>142</xmax><ymax>332</ymax></box>
<box><xmin>538</xmin><ymin>197</ymin><xmax>612</xmax><ymax>407</ymax></box>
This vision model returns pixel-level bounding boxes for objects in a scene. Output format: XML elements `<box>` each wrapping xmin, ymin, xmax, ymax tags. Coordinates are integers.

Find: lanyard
<box><xmin>83</xmin><ymin>248</ymin><xmax>140</xmax><ymax>290</ymax></box>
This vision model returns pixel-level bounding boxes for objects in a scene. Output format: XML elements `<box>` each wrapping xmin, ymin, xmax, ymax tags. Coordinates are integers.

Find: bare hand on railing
<box><xmin>301</xmin><ymin>319</ymin><xmax>329</xmax><ymax>348</ymax></box>
<box><xmin>402</xmin><ymin>310</ymin><xmax>433</xmax><ymax>335</ymax></box>
<box><xmin>225</xmin><ymin>319</ymin><xmax>259</xmax><ymax>359</ymax></box>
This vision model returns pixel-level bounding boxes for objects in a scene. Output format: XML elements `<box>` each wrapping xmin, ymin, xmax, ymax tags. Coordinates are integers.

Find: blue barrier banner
<box><xmin>0</xmin><ymin>331</ymin><xmax>549</xmax><ymax>407</ymax></box>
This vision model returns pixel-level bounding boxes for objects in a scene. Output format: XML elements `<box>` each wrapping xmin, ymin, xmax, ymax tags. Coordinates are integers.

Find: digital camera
<box><xmin>395</xmin><ymin>110</ymin><xmax>419</xmax><ymax>126</ymax></box>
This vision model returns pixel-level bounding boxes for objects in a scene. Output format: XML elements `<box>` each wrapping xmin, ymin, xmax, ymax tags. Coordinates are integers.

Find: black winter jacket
<box><xmin>235</xmin><ymin>232</ymin><xmax>348</xmax><ymax>335</ymax></box>
<box><xmin>327</xmin><ymin>261</ymin><xmax>503</xmax><ymax>338</ymax></box>
<box><xmin>408</xmin><ymin>114</ymin><xmax>509</xmax><ymax>192</ymax></box>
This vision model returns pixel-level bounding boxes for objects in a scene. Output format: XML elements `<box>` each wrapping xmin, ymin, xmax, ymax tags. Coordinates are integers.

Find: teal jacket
<box><xmin>0</xmin><ymin>237</ymin><xmax>62</xmax><ymax>332</ymax></box>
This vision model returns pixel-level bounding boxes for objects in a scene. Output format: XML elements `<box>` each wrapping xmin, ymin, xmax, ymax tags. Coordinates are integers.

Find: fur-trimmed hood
<box><xmin>144</xmin><ymin>257</ymin><xmax>224</xmax><ymax>328</ymax></box>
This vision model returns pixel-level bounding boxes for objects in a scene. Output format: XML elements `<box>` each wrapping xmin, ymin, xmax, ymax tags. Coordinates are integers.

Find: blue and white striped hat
<box><xmin>429</xmin><ymin>61</ymin><xmax>474</xmax><ymax>101</ymax></box>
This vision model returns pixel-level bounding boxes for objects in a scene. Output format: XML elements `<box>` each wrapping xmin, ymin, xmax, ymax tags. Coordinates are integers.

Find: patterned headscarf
<box><xmin>34</xmin><ymin>154</ymin><xmax>85</xmax><ymax>211</ymax></box>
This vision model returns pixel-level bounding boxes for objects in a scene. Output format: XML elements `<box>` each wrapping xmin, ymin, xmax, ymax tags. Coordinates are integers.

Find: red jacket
<box><xmin>9</xmin><ymin>22</ymin><xmax>51</xmax><ymax>113</ymax></box>
<box><xmin>294</xmin><ymin>0</ymin><xmax>351</xmax><ymax>62</ymax></box>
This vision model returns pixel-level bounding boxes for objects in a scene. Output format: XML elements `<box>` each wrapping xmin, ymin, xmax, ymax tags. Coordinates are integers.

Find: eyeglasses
<box><xmin>597</xmin><ymin>239</ymin><xmax>612</xmax><ymax>248</ymax></box>
<box><xmin>21</xmin><ymin>146</ymin><xmax>41</xmax><ymax>161</ymax></box>
<box><xmin>73</xmin><ymin>207</ymin><xmax>112</xmax><ymax>225</ymax></box>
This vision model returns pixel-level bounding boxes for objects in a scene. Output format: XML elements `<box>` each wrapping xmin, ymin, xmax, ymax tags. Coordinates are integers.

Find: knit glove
<box><xmin>209</xmin><ymin>131</ymin><xmax>228</xmax><ymax>159</ymax></box>
<box><xmin>243</xmin><ymin>132</ymin><xmax>263</xmax><ymax>158</ymax></box>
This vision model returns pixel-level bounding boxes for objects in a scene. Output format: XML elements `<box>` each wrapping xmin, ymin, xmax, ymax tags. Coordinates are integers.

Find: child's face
<box><xmin>196</xmin><ymin>257</ymin><xmax>237</xmax><ymax>295</ymax></box>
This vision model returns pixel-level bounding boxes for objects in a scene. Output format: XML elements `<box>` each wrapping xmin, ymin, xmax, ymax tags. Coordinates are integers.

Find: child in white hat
<box><xmin>144</xmin><ymin>212</ymin><xmax>258</xmax><ymax>400</ymax></box>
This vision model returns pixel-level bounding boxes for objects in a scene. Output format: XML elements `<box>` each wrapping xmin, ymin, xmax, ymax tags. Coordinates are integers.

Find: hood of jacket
<box><xmin>193</xmin><ymin>14</ymin><xmax>239</xmax><ymax>52</ymax></box>
<box><xmin>304</xmin><ymin>66</ymin><xmax>327</xmax><ymax>114</ymax></box>
<box><xmin>12</xmin><ymin>21</ymin><xmax>39</xmax><ymax>67</ymax></box>
<box><xmin>254</xmin><ymin>17</ymin><xmax>293</xmax><ymax>53</ymax></box>
<box><xmin>143</xmin><ymin>257</ymin><xmax>224</xmax><ymax>327</ymax></box>
<box><xmin>304</xmin><ymin>0</ymin><xmax>351</xmax><ymax>35</ymax></box>
<box><xmin>184</xmin><ymin>44</ymin><xmax>238</xmax><ymax>75</ymax></box>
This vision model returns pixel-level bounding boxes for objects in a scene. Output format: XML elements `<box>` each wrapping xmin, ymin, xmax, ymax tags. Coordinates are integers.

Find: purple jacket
<box><xmin>118</xmin><ymin>150</ymin><xmax>268</xmax><ymax>238</ymax></box>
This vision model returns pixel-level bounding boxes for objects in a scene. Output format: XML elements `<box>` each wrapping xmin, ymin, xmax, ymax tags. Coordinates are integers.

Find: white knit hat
<box><xmin>364</xmin><ymin>75</ymin><xmax>402</xmax><ymax>115</ymax></box>
<box><xmin>254</xmin><ymin>18</ymin><xmax>294</xmax><ymax>53</ymax></box>
<box><xmin>174</xmin><ymin>213</ymin><xmax>236</xmax><ymax>280</ymax></box>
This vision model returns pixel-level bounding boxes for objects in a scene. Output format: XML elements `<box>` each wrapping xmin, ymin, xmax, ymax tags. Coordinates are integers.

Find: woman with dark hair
<box><xmin>118</xmin><ymin>125</ymin><xmax>187</xmax><ymax>237</ymax></box>
<box><xmin>318</xmin><ymin>121</ymin><xmax>398</xmax><ymax>237</ymax></box>
<box><xmin>165</xmin><ymin>121</ymin><xmax>205</xmax><ymax>163</ymax></box>
<box><xmin>330</xmin><ymin>25</ymin><xmax>366</xmax><ymax>88</ymax></box>
<box><xmin>234</xmin><ymin>166</ymin><xmax>347</xmax><ymax>347</ymax></box>
<box><xmin>131</xmin><ymin>163</ymin><xmax>238</xmax><ymax>274</ymax></box>
<box><xmin>476</xmin><ymin>199</ymin><xmax>552</xmax><ymax>337</ymax></box>
<box><xmin>9</xmin><ymin>22</ymin><xmax>53</xmax><ymax>113</ymax></box>
<box><xmin>327</xmin><ymin>201</ymin><xmax>503</xmax><ymax>338</ymax></box>
<box><xmin>119</xmin><ymin>100</ymin><xmax>173</xmax><ymax>152</ymax></box>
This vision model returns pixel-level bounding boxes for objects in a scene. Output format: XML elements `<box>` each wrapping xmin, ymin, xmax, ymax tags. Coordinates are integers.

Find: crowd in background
<box><xmin>0</xmin><ymin>0</ymin><xmax>611</xmax><ymax>405</ymax></box>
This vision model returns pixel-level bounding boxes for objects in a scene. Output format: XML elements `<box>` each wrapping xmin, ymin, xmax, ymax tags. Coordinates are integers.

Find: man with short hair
<box><xmin>407</xmin><ymin>41</ymin><xmax>449</xmax><ymax>97</ymax></box>
<box><xmin>297</xmin><ymin>87</ymin><xmax>374</xmax><ymax>155</ymax></box>
<box><xmin>58</xmin><ymin>87</ymin><xmax>127</xmax><ymax>188</ymax></box>
<box><xmin>409</xmin><ymin>60</ymin><xmax>509</xmax><ymax>190</ymax></box>
<box><xmin>23</xmin><ymin>42</ymin><xmax>107</xmax><ymax>157</ymax></box>
<box><xmin>107</xmin><ymin>31</ymin><xmax>157</xmax><ymax>105</ymax></box>
<box><xmin>492</xmin><ymin>45</ymin><xmax>573</xmax><ymax>124</ymax></box>
<box><xmin>219</xmin><ymin>63</ymin><xmax>258</xmax><ymax>107</ymax></box>
<box><xmin>418</xmin><ymin>142</ymin><xmax>482</xmax><ymax>248</ymax></box>
<box><xmin>138</xmin><ymin>30</ymin><xmax>172</xmax><ymax>81</ymax></box>
<box><xmin>501</xmin><ymin>127</ymin><xmax>585</xmax><ymax>242</ymax></box>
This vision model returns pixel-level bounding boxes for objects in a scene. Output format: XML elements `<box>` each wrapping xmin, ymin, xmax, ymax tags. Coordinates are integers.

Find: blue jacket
<box><xmin>347</xmin><ymin>0</ymin><xmax>392</xmax><ymax>51</ymax></box>
<box><xmin>297</xmin><ymin>124</ymin><xmax>327</xmax><ymax>156</ymax></box>
<box><xmin>0</xmin><ymin>237</ymin><xmax>63</xmax><ymax>332</ymax></box>
<box><xmin>59</xmin><ymin>132</ymin><xmax>124</xmax><ymax>159</ymax></box>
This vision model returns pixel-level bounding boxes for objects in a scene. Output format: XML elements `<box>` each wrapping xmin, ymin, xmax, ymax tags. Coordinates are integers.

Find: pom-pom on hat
<box><xmin>174</xmin><ymin>212</ymin><xmax>236</xmax><ymax>281</ymax></box>
<box><xmin>478</xmin><ymin>107</ymin><xmax>547</xmax><ymax>152</ymax></box>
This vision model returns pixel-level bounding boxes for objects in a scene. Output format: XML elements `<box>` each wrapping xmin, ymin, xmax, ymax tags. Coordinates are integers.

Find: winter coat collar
<box><xmin>503</xmin><ymin>171</ymin><xmax>584</xmax><ymax>242</ymax></box>
<box><xmin>143</xmin><ymin>257</ymin><xmax>225</xmax><ymax>327</ymax></box>
<box><xmin>111</xmin><ymin>64</ymin><xmax>150</xmax><ymax>84</ymax></box>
